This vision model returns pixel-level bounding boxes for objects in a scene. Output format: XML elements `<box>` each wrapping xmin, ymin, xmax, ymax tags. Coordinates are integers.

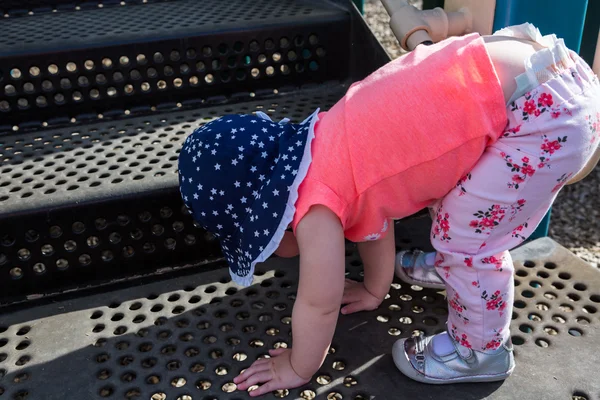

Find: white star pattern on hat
<box><xmin>178</xmin><ymin>110</ymin><xmax>318</xmax><ymax>285</ymax></box>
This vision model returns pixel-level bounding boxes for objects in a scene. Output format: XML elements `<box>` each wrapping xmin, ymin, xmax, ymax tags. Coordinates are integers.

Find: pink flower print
<box><xmin>509</xmin><ymin>199</ymin><xmax>527</xmax><ymax>222</ymax></box>
<box><xmin>432</xmin><ymin>206</ymin><xmax>452</xmax><ymax>242</ymax></box>
<box><xmin>448</xmin><ymin>295</ymin><xmax>470</xmax><ymax>325</ymax></box>
<box><xmin>522</xmin><ymin>164</ymin><xmax>535</xmax><ymax>177</ymax></box>
<box><xmin>442</xmin><ymin>266</ymin><xmax>450</xmax><ymax>279</ymax></box>
<box><xmin>523</xmin><ymin>100</ymin><xmax>536</xmax><ymax>115</ymax></box>
<box><xmin>519</xmin><ymin>92</ymin><xmax>562</xmax><ymax>121</ymax></box>
<box><xmin>538</xmin><ymin>93</ymin><xmax>554</xmax><ymax>107</ymax></box>
<box><xmin>484</xmin><ymin>339</ymin><xmax>502</xmax><ymax>350</ymax></box>
<box><xmin>481</xmin><ymin>255</ymin><xmax>504</xmax><ymax>271</ymax></box>
<box><xmin>511</xmin><ymin>221</ymin><xmax>529</xmax><ymax>242</ymax></box>
<box><xmin>472</xmin><ymin>280</ymin><xmax>480</xmax><ymax>288</ymax></box>
<box><xmin>541</xmin><ymin>140</ymin><xmax>562</xmax><ymax>154</ymax></box>
<box><xmin>440</xmin><ymin>219</ymin><xmax>450</xmax><ymax>232</ymax></box>
<box><xmin>502</xmin><ymin>124</ymin><xmax>522</xmax><ymax>138</ymax></box>
<box><xmin>456</xmin><ymin>172</ymin><xmax>471</xmax><ymax>196</ymax></box>
<box><xmin>538</xmin><ymin>162</ymin><xmax>546</xmax><ymax>169</ymax></box>
<box><xmin>483</xmin><ymin>329</ymin><xmax>503</xmax><ymax>351</ymax></box>
<box><xmin>481</xmin><ymin>288</ymin><xmax>507</xmax><ymax>316</ymax></box>
<box><xmin>471</xmin><ymin>204</ymin><xmax>507</xmax><ymax>234</ymax></box>
<box><xmin>551</xmin><ymin>172</ymin><xmax>573</xmax><ymax>193</ymax></box>
<box><xmin>459</xmin><ymin>334</ymin><xmax>472</xmax><ymax>349</ymax></box>
<box><xmin>486</xmin><ymin>299</ymin><xmax>499</xmax><ymax>311</ymax></box>
<box><xmin>433</xmin><ymin>254</ymin><xmax>450</xmax><ymax>279</ymax></box>
<box><xmin>503</xmin><ymin>153</ymin><xmax>536</xmax><ymax>189</ymax></box>
<box><xmin>481</xmin><ymin>217</ymin><xmax>495</xmax><ymax>228</ymax></box>
<box><xmin>450</xmin><ymin>324</ymin><xmax>473</xmax><ymax>348</ymax></box>
<box><xmin>434</xmin><ymin>253</ymin><xmax>445</xmax><ymax>268</ymax></box>
<box><xmin>449</xmin><ymin>293</ymin><xmax>464</xmax><ymax>313</ymax></box>
<box><xmin>464</xmin><ymin>257</ymin><xmax>473</xmax><ymax>267</ymax></box>
<box><xmin>539</xmin><ymin>134</ymin><xmax>568</xmax><ymax>168</ymax></box>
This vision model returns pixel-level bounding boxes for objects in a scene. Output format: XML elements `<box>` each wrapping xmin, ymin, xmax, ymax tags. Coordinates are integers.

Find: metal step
<box><xmin>0</xmin><ymin>237</ymin><xmax>598</xmax><ymax>400</ymax></box>
<box><xmin>1</xmin><ymin>0</ymin><xmax>174</xmax><ymax>15</ymax></box>
<box><xmin>0</xmin><ymin>82</ymin><xmax>349</xmax><ymax>304</ymax></box>
<box><xmin>0</xmin><ymin>0</ymin><xmax>367</xmax><ymax>131</ymax></box>
<box><xmin>0</xmin><ymin>0</ymin><xmax>392</xmax><ymax>303</ymax></box>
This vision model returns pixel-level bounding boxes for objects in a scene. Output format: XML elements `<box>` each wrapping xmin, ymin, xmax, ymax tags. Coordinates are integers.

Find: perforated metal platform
<box><xmin>0</xmin><ymin>236</ymin><xmax>598</xmax><ymax>400</ymax></box>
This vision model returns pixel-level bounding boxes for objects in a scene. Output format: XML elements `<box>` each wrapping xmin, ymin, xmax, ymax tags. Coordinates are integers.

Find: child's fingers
<box><xmin>250</xmin><ymin>358</ymin><xmax>272</xmax><ymax>367</ymax></box>
<box><xmin>249</xmin><ymin>380</ymin><xmax>278</xmax><ymax>397</ymax></box>
<box><xmin>268</xmin><ymin>348</ymin><xmax>287</xmax><ymax>357</ymax></box>
<box><xmin>341</xmin><ymin>292</ymin><xmax>358</xmax><ymax>305</ymax></box>
<box><xmin>341</xmin><ymin>301</ymin><xmax>363</xmax><ymax>315</ymax></box>
<box><xmin>234</xmin><ymin>362</ymin><xmax>270</xmax><ymax>384</ymax></box>
<box><xmin>237</xmin><ymin>371</ymin><xmax>272</xmax><ymax>391</ymax></box>
<box><xmin>342</xmin><ymin>287</ymin><xmax>361</xmax><ymax>302</ymax></box>
<box><xmin>344</xmin><ymin>278</ymin><xmax>357</xmax><ymax>286</ymax></box>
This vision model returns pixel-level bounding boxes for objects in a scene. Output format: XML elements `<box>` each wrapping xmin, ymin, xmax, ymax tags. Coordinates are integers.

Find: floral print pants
<box><xmin>430</xmin><ymin>54</ymin><xmax>600</xmax><ymax>352</ymax></box>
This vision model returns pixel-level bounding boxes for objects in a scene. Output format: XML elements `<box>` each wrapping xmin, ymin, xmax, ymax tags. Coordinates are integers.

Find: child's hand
<box><xmin>341</xmin><ymin>279</ymin><xmax>383</xmax><ymax>314</ymax></box>
<box><xmin>234</xmin><ymin>348</ymin><xmax>311</xmax><ymax>397</ymax></box>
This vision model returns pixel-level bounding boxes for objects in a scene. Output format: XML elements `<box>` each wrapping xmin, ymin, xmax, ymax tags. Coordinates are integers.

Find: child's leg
<box><xmin>394</xmin><ymin>67</ymin><xmax>600</xmax><ymax>382</ymax></box>
<box><xmin>429</xmin><ymin>154</ymin><xmax>521</xmax><ymax>352</ymax></box>
<box><xmin>433</xmin><ymin>97</ymin><xmax>599</xmax><ymax>352</ymax></box>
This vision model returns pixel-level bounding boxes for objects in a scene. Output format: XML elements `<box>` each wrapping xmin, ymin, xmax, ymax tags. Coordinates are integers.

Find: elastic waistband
<box><xmin>495</xmin><ymin>23</ymin><xmax>576</xmax><ymax>104</ymax></box>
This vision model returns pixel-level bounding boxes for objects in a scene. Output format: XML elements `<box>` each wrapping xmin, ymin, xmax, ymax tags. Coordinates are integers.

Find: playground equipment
<box><xmin>0</xmin><ymin>1</ymin><xmax>599</xmax><ymax>399</ymax></box>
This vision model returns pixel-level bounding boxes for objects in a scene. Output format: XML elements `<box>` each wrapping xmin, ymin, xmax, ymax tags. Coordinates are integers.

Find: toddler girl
<box><xmin>178</xmin><ymin>23</ymin><xmax>600</xmax><ymax>395</ymax></box>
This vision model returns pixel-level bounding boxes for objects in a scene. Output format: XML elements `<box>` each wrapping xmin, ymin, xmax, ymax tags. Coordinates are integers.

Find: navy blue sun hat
<box><xmin>178</xmin><ymin>110</ymin><xmax>319</xmax><ymax>286</ymax></box>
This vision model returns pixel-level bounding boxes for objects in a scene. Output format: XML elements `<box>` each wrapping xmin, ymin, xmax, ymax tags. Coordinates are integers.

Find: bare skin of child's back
<box><xmin>233</xmin><ymin>37</ymin><xmax>544</xmax><ymax>396</ymax></box>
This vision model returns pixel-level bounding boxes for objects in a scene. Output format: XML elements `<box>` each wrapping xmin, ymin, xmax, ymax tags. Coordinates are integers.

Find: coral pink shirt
<box><xmin>293</xmin><ymin>34</ymin><xmax>507</xmax><ymax>242</ymax></box>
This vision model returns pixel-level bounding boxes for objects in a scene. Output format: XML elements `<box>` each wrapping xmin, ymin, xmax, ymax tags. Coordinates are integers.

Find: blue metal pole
<box><xmin>492</xmin><ymin>0</ymin><xmax>589</xmax><ymax>240</ymax></box>
<box><xmin>353</xmin><ymin>0</ymin><xmax>364</xmax><ymax>13</ymax></box>
<box><xmin>493</xmin><ymin>0</ymin><xmax>589</xmax><ymax>52</ymax></box>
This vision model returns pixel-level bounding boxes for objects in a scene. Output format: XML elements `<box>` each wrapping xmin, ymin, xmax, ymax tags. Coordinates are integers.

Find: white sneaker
<box><xmin>393</xmin><ymin>332</ymin><xmax>515</xmax><ymax>384</ymax></box>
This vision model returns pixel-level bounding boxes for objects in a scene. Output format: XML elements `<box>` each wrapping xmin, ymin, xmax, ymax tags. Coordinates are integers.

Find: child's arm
<box><xmin>342</xmin><ymin>225</ymin><xmax>395</xmax><ymax>314</ymax></box>
<box><xmin>234</xmin><ymin>205</ymin><xmax>346</xmax><ymax>396</ymax></box>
